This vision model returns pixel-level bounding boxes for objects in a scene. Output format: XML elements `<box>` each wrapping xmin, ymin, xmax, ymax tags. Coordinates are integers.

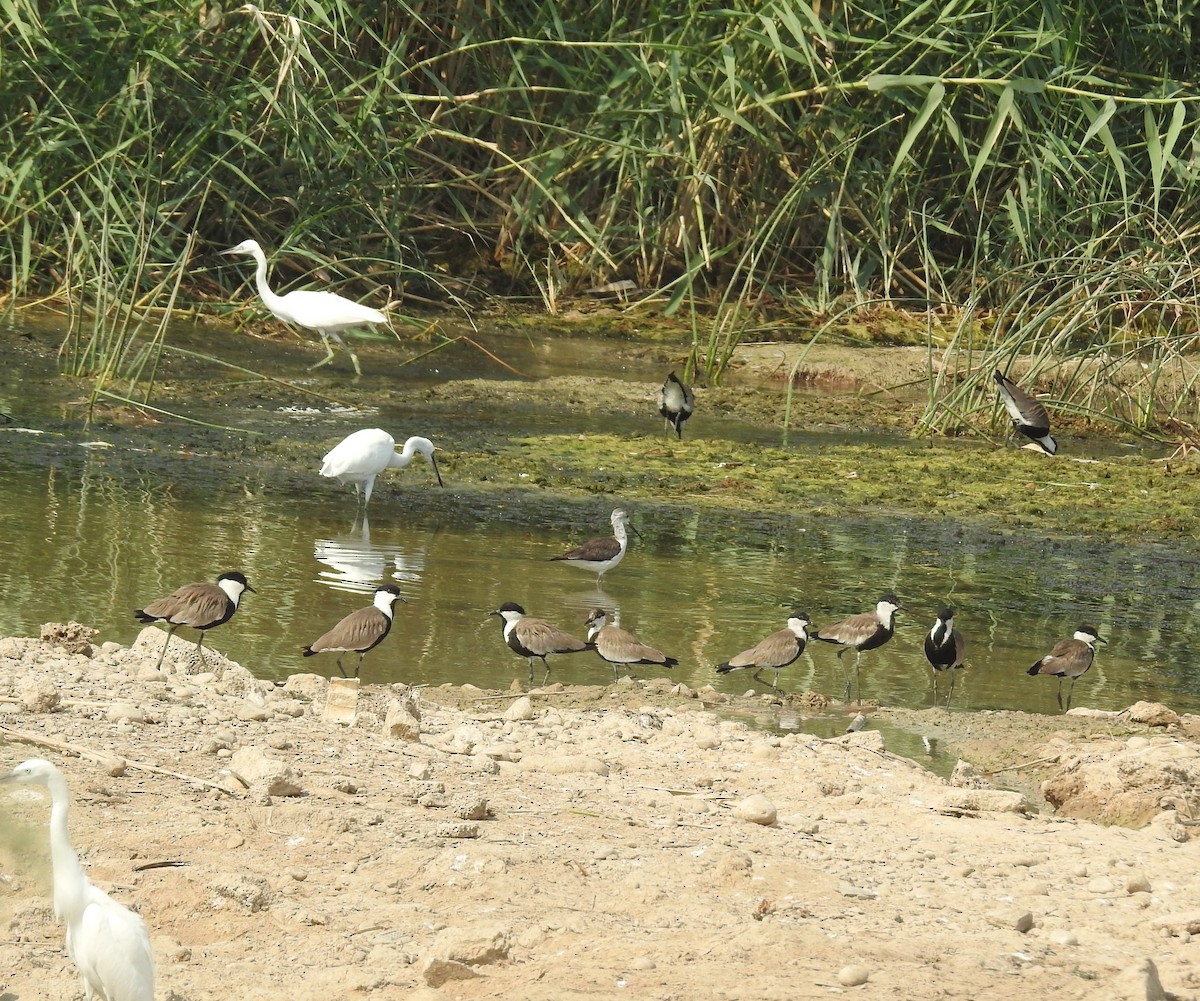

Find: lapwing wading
<box><xmin>549</xmin><ymin>509</ymin><xmax>639</xmax><ymax>583</ymax></box>
<box><xmin>584</xmin><ymin>608</ymin><xmax>677</xmax><ymax>679</ymax></box>
<box><xmin>658</xmin><ymin>372</ymin><xmax>696</xmax><ymax>440</ymax></box>
<box><xmin>134</xmin><ymin>571</ymin><xmax>254</xmax><ymax>671</ymax></box>
<box><xmin>491</xmin><ymin>602</ymin><xmax>590</xmax><ymax>684</ymax></box>
<box><xmin>924</xmin><ymin>607</ymin><xmax>966</xmax><ymax>707</ymax></box>
<box><xmin>813</xmin><ymin>593</ymin><xmax>904</xmax><ymax>702</ymax></box>
<box><xmin>302</xmin><ymin>584</ymin><xmax>404</xmax><ymax>679</ymax></box>
<box><xmin>994</xmin><ymin>369</ymin><xmax>1057</xmax><ymax>455</ymax></box>
<box><xmin>319</xmin><ymin>429</ymin><xmax>443</xmax><ymax>508</ymax></box>
<box><xmin>715</xmin><ymin>611</ymin><xmax>811</xmax><ymax>696</ymax></box>
<box><xmin>1027</xmin><ymin>625</ymin><xmax>1104</xmax><ymax>712</ymax></box>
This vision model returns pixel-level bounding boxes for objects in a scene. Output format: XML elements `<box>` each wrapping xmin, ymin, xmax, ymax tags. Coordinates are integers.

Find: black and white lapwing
<box><xmin>548</xmin><ymin>508</ymin><xmax>640</xmax><ymax>583</ymax></box>
<box><xmin>715</xmin><ymin>610</ymin><xmax>812</xmax><ymax>696</ymax></box>
<box><xmin>134</xmin><ymin>571</ymin><xmax>254</xmax><ymax>671</ymax></box>
<box><xmin>302</xmin><ymin>584</ymin><xmax>404</xmax><ymax>679</ymax></box>
<box><xmin>1026</xmin><ymin>625</ymin><xmax>1104</xmax><ymax>712</ymax></box>
<box><xmin>993</xmin><ymin>369</ymin><xmax>1057</xmax><ymax>455</ymax></box>
<box><xmin>924</xmin><ymin>607</ymin><xmax>966</xmax><ymax>707</ymax></box>
<box><xmin>319</xmin><ymin>429</ymin><xmax>443</xmax><ymax>508</ymax></box>
<box><xmin>658</xmin><ymin>371</ymin><xmax>695</xmax><ymax>440</ymax></box>
<box><xmin>490</xmin><ymin>602</ymin><xmax>590</xmax><ymax>684</ymax></box>
<box><xmin>813</xmin><ymin>593</ymin><xmax>904</xmax><ymax>702</ymax></box>
<box><xmin>583</xmin><ymin>608</ymin><xmax>678</xmax><ymax>679</ymax></box>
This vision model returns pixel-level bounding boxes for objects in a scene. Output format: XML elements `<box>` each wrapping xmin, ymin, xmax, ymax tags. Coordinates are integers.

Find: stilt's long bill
<box><xmin>658</xmin><ymin>371</ymin><xmax>696</xmax><ymax>440</ymax></box>
<box><xmin>302</xmin><ymin>584</ymin><xmax>404</xmax><ymax>679</ymax></box>
<box><xmin>1026</xmin><ymin>625</ymin><xmax>1104</xmax><ymax>712</ymax></box>
<box><xmin>583</xmin><ymin>608</ymin><xmax>677</xmax><ymax>679</ymax></box>
<box><xmin>490</xmin><ymin>602</ymin><xmax>590</xmax><ymax>684</ymax></box>
<box><xmin>548</xmin><ymin>509</ymin><xmax>640</xmax><ymax>582</ymax></box>
<box><xmin>134</xmin><ymin>571</ymin><xmax>254</xmax><ymax>671</ymax></box>
<box><xmin>813</xmin><ymin>593</ymin><xmax>904</xmax><ymax>702</ymax></box>
<box><xmin>715</xmin><ymin>610</ymin><xmax>812</xmax><ymax>696</ymax></box>
<box><xmin>319</xmin><ymin>429</ymin><xmax>443</xmax><ymax>507</ymax></box>
<box><xmin>924</xmin><ymin>607</ymin><xmax>966</xmax><ymax>707</ymax></box>
<box><xmin>994</xmin><ymin>369</ymin><xmax>1057</xmax><ymax>455</ymax></box>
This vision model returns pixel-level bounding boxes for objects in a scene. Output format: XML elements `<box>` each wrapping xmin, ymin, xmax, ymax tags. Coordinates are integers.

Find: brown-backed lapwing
<box><xmin>994</xmin><ymin>369</ymin><xmax>1057</xmax><ymax>454</ymax></box>
<box><xmin>583</xmin><ymin>608</ymin><xmax>677</xmax><ymax>679</ymax></box>
<box><xmin>549</xmin><ymin>508</ymin><xmax>639</xmax><ymax>583</ymax></box>
<box><xmin>924</xmin><ymin>607</ymin><xmax>966</xmax><ymax>706</ymax></box>
<box><xmin>658</xmin><ymin>371</ymin><xmax>695</xmax><ymax>439</ymax></box>
<box><xmin>302</xmin><ymin>584</ymin><xmax>404</xmax><ymax>678</ymax></box>
<box><xmin>715</xmin><ymin>610</ymin><xmax>811</xmax><ymax>696</ymax></box>
<box><xmin>320</xmin><ymin>429</ymin><xmax>443</xmax><ymax>507</ymax></box>
<box><xmin>134</xmin><ymin>571</ymin><xmax>254</xmax><ymax>670</ymax></box>
<box><xmin>1027</xmin><ymin>625</ymin><xmax>1104</xmax><ymax>711</ymax></box>
<box><xmin>490</xmin><ymin>601</ymin><xmax>590</xmax><ymax>683</ymax></box>
<box><xmin>813</xmin><ymin>593</ymin><xmax>904</xmax><ymax>701</ymax></box>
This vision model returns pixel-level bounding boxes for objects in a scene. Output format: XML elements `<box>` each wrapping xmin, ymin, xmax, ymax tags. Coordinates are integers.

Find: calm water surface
<box><xmin>1</xmin><ymin>319</ymin><xmax>1197</xmax><ymax>719</ymax></box>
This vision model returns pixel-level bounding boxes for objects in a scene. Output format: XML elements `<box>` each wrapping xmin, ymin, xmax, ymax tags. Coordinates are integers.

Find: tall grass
<box><xmin>3</xmin><ymin>1</ymin><xmax>1200</xmax><ymax>431</ymax></box>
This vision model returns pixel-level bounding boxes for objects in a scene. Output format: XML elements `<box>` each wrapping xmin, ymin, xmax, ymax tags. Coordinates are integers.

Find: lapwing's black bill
<box><xmin>1027</xmin><ymin>625</ymin><xmax>1104</xmax><ymax>712</ymax></box>
<box><xmin>584</xmin><ymin>608</ymin><xmax>677</xmax><ymax>680</ymax></box>
<box><xmin>813</xmin><ymin>593</ymin><xmax>904</xmax><ymax>703</ymax></box>
<box><xmin>548</xmin><ymin>509</ymin><xmax>640</xmax><ymax>583</ymax></box>
<box><xmin>490</xmin><ymin>601</ymin><xmax>590</xmax><ymax>684</ymax></box>
<box><xmin>658</xmin><ymin>371</ymin><xmax>696</xmax><ymax>440</ymax></box>
<box><xmin>302</xmin><ymin>584</ymin><xmax>405</xmax><ymax>679</ymax></box>
<box><xmin>924</xmin><ymin>607</ymin><xmax>966</xmax><ymax>707</ymax></box>
<box><xmin>994</xmin><ymin>369</ymin><xmax>1057</xmax><ymax>455</ymax></box>
<box><xmin>715</xmin><ymin>610</ymin><xmax>811</xmax><ymax>697</ymax></box>
<box><xmin>134</xmin><ymin>571</ymin><xmax>254</xmax><ymax>671</ymax></box>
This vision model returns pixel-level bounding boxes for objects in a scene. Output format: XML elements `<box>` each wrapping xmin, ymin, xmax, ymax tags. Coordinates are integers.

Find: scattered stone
<box><xmin>283</xmin><ymin>673</ymin><xmax>326</xmax><ymax>699</ymax></box>
<box><xmin>40</xmin><ymin>621</ymin><xmax>97</xmax><ymax>655</ymax></box>
<box><xmin>1127</xmin><ymin>702</ymin><xmax>1180</xmax><ymax>727</ymax></box>
<box><xmin>950</xmin><ymin>760</ymin><xmax>993</xmax><ymax>789</ymax></box>
<box><xmin>107</xmin><ymin>703</ymin><xmax>145</xmax><ymax>724</ymax></box>
<box><xmin>518</xmin><ymin>754</ymin><xmax>609</xmax><ymax>777</ymax></box>
<box><xmin>985</xmin><ymin>909</ymin><xmax>1034</xmax><ymax>933</ymax></box>
<box><xmin>451</xmin><ymin>795</ymin><xmax>490</xmax><ymax>821</ymax></box>
<box><xmin>1113</xmin><ymin>957</ymin><xmax>1167</xmax><ymax>1001</ymax></box>
<box><xmin>1126</xmin><ymin>872</ymin><xmax>1152</xmax><ymax>894</ymax></box>
<box><xmin>1050</xmin><ymin>930</ymin><xmax>1079</xmax><ymax>946</ymax></box>
<box><xmin>322</xmin><ymin>677</ymin><xmax>359</xmax><ymax>725</ymax></box>
<box><xmin>383</xmin><ymin>696</ymin><xmax>422</xmax><ymax>740</ymax></box>
<box><xmin>937</xmin><ymin>789</ymin><xmax>1031</xmax><ymax>814</ymax></box>
<box><xmin>236</xmin><ymin>702</ymin><xmax>270</xmax><ymax>722</ymax></box>
<box><xmin>421</xmin><ymin>957</ymin><xmax>479</xmax><ymax>987</ymax></box>
<box><xmin>732</xmin><ymin>794</ymin><xmax>776</xmax><ymax>826</ymax></box>
<box><xmin>408</xmin><ymin>760</ymin><xmax>433</xmax><ymax>781</ymax></box>
<box><xmin>209</xmin><ymin>872</ymin><xmax>273</xmax><ymax>912</ymax></box>
<box><xmin>229</xmin><ymin>747</ymin><xmax>303</xmax><ymax>797</ymax></box>
<box><xmin>435</xmin><ymin>822</ymin><xmax>480</xmax><ymax>839</ymax></box>
<box><xmin>504</xmin><ymin>695</ymin><xmax>535</xmax><ymax>721</ymax></box>
<box><xmin>17</xmin><ymin>678</ymin><xmax>59</xmax><ymax>713</ymax></box>
<box><xmin>837</xmin><ymin>964</ymin><xmax>870</xmax><ymax>987</ymax></box>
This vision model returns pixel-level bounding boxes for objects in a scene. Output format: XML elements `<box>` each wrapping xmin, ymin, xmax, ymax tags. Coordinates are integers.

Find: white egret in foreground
<box><xmin>2</xmin><ymin>758</ymin><xmax>155</xmax><ymax>1001</ymax></box>
<box><xmin>320</xmin><ymin>429</ymin><xmax>444</xmax><ymax>507</ymax></box>
<box><xmin>219</xmin><ymin>238</ymin><xmax>389</xmax><ymax>376</ymax></box>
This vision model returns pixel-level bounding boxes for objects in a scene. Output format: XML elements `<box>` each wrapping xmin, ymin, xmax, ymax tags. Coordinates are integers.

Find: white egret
<box><xmin>219</xmin><ymin>238</ymin><xmax>389</xmax><ymax>376</ymax></box>
<box><xmin>319</xmin><ymin>429</ymin><xmax>444</xmax><ymax>507</ymax></box>
<box><xmin>133</xmin><ymin>571</ymin><xmax>254</xmax><ymax>670</ymax></box>
<box><xmin>2</xmin><ymin>758</ymin><xmax>155</xmax><ymax>1001</ymax></box>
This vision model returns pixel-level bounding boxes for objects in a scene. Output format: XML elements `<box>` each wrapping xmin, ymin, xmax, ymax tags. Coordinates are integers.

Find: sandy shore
<box><xmin>2</xmin><ymin>625</ymin><xmax>1199</xmax><ymax>1001</ymax></box>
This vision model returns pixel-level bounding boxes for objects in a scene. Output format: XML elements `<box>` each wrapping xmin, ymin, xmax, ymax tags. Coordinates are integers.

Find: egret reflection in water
<box><xmin>312</xmin><ymin>515</ymin><xmax>427</xmax><ymax>595</ymax></box>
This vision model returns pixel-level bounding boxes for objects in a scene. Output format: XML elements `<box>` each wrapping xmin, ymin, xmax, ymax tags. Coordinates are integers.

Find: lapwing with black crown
<box><xmin>1027</xmin><ymin>625</ymin><xmax>1104</xmax><ymax>712</ymax></box>
<box><xmin>994</xmin><ymin>368</ymin><xmax>1057</xmax><ymax>455</ymax></box>
<box><xmin>715</xmin><ymin>610</ymin><xmax>812</xmax><ymax>697</ymax></box>
<box><xmin>813</xmin><ymin>593</ymin><xmax>904</xmax><ymax>702</ymax></box>
<box><xmin>584</xmin><ymin>608</ymin><xmax>677</xmax><ymax>679</ymax></box>
<box><xmin>134</xmin><ymin>571</ymin><xmax>254</xmax><ymax>671</ymax></box>
<box><xmin>924</xmin><ymin>607</ymin><xmax>966</xmax><ymax>706</ymax></box>
<box><xmin>302</xmin><ymin>584</ymin><xmax>404</xmax><ymax>679</ymax></box>
<box><xmin>490</xmin><ymin>602</ymin><xmax>591</xmax><ymax>684</ymax></box>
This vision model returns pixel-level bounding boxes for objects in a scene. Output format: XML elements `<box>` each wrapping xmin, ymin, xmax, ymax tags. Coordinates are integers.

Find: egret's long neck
<box><xmin>250</xmin><ymin>250</ymin><xmax>285</xmax><ymax>314</ymax></box>
<box><xmin>45</xmin><ymin>772</ymin><xmax>88</xmax><ymax>923</ymax></box>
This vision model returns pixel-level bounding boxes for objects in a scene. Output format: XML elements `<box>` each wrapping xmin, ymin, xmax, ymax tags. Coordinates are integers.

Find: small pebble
<box><xmin>837</xmin><ymin>964</ymin><xmax>870</xmax><ymax>987</ymax></box>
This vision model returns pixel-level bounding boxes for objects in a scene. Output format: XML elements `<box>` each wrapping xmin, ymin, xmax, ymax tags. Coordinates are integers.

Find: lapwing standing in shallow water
<box><xmin>994</xmin><ymin>369</ymin><xmax>1057</xmax><ymax>455</ymax></box>
<box><xmin>302</xmin><ymin>584</ymin><xmax>404</xmax><ymax>679</ymax></box>
<box><xmin>584</xmin><ymin>608</ymin><xmax>677</xmax><ymax>679</ymax></box>
<box><xmin>490</xmin><ymin>602</ymin><xmax>590</xmax><ymax>684</ymax></box>
<box><xmin>1027</xmin><ymin>625</ymin><xmax>1104</xmax><ymax>712</ymax></box>
<box><xmin>134</xmin><ymin>571</ymin><xmax>254</xmax><ymax>670</ymax></box>
<box><xmin>658</xmin><ymin>371</ymin><xmax>695</xmax><ymax>440</ymax></box>
<box><xmin>813</xmin><ymin>593</ymin><xmax>904</xmax><ymax>702</ymax></box>
<box><xmin>319</xmin><ymin>429</ymin><xmax>443</xmax><ymax>508</ymax></box>
<box><xmin>549</xmin><ymin>509</ymin><xmax>640</xmax><ymax>583</ymax></box>
<box><xmin>715</xmin><ymin>610</ymin><xmax>812</xmax><ymax>696</ymax></box>
<box><xmin>924</xmin><ymin>607</ymin><xmax>966</xmax><ymax>707</ymax></box>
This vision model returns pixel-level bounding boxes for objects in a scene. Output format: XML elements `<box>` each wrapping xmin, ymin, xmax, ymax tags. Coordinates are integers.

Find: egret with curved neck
<box><xmin>2</xmin><ymin>758</ymin><xmax>155</xmax><ymax>1001</ymax></box>
<box><xmin>219</xmin><ymin>238</ymin><xmax>389</xmax><ymax>376</ymax></box>
<box><xmin>320</xmin><ymin>428</ymin><xmax>444</xmax><ymax>507</ymax></box>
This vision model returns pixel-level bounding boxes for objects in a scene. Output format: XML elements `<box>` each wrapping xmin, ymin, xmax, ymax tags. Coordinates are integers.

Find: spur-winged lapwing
<box><xmin>924</xmin><ymin>607</ymin><xmax>966</xmax><ymax>706</ymax></box>
<box><xmin>715</xmin><ymin>610</ymin><xmax>811</xmax><ymax>695</ymax></box>
<box><xmin>584</xmin><ymin>608</ymin><xmax>677</xmax><ymax>679</ymax></box>
<box><xmin>813</xmin><ymin>593</ymin><xmax>904</xmax><ymax>702</ymax></box>
<box><xmin>658</xmin><ymin>371</ymin><xmax>695</xmax><ymax>440</ymax></box>
<box><xmin>1027</xmin><ymin>625</ymin><xmax>1104</xmax><ymax>712</ymax></box>
<box><xmin>134</xmin><ymin>571</ymin><xmax>254</xmax><ymax>671</ymax></box>
<box><xmin>548</xmin><ymin>509</ymin><xmax>640</xmax><ymax>582</ymax></box>
<box><xmin>302</xmin><ymin>584</ymin><xmax>404</xmax><ymax>679</ymax></box>
<box><xmin>490</xmin><ymin>602</ymin><xmax>590</xmax><ymax>684</ymax></box>
<box><xmin>320</xmin><ymin>429</ymin><xmax>443</xmax><ymax>507</ymax></box>
<box><xmin>994</xmin><ymin>369</ymin><xmax>1057</xmax><ymax>454</ymax></box>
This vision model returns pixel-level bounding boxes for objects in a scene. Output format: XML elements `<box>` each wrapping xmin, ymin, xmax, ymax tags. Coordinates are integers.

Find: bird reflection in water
<box><xmin>312</xmin><ymin>515</ymin><xmax>426</xmax><ymax>596</ymax></box>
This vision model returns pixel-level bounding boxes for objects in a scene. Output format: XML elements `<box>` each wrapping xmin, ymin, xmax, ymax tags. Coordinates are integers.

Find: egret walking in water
<box><xmin>219</xmin><ymin>238</ymin><xmax>389</xmax><ymax>376</ymax></box>
<box><xmin>133</xmin><ymin>571</ymin><xmax>254</xmax><ymax>670</ymax></box>
<box><xmin>2</xmin><ymin>758</ymin><xmax>155</xmax><ymax>1001</ymax></box>
<box><xmin>319</xmin><ymin>429</ymin><xmax>443</xmax><ymax>508</ymax></box>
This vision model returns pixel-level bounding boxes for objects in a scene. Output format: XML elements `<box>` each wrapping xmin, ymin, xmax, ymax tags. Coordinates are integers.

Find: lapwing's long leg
<box><xmin>1056</xmin><ymin>679</ymin><xmax>1064</xmax><ymax>711</ymax></box>
<box><xmin>355</xmin><ymin>653</ymin><xmax>365</xmax><ymax>679</ymax></box>
<box><xmin>154</xmin><ymin>624</ymin><xmax>180</xmax><ymax>671</ymax></box>
<box><xmin>195</xmin><ymin>631</ymin><xmax>209</xmax><ymax>667</ymax></box>
<box><xmin>542</xmin><ymin>659</ymin><xmax>552</xmax><ymax>685</ymax></box>
<box><xmin>837</xmin><ymin>649</ymin><xmax>852</xmax><ymax>701</ymax></box>
<box><xmin>1065</xmin><ymin>678</ymin><xmax>1076</xmax><ymax>712</ymax></box>
<box><xmin>945</xmin><ymin>673</ymin><xmax>956</xmax><ymax>708</ymax></box>
<box><xmin>855</xmin><ymin>650</ymin><xmax>863</xmax><ymax>705</ymax></box>
<box><xmin>336</xmin><ymin>656</ymin><xmax>348</xmax><ymax>679</ymax></box>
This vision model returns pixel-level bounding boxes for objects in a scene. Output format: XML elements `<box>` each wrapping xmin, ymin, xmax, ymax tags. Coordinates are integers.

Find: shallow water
<box><xmin>1</xmin><ymin>318</ymin><xmax>1198</xmax><ymax>718</ymax></box>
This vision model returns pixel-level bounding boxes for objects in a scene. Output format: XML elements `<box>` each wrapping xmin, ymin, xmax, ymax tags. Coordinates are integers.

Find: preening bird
<box><xmin>319</xmin><ymin>429</ymin><xmax>443</xmax><ymax>507</ymax></box>
<box><xmin>813</xmin><ymin>593</ymin><xmax>904</xmax><ymax>702</ymax></box>
<box><xmin>715</xmin><ymin>610</ymin><xmax>811</xmax><ymax>695</ymax></box>
<box><xmin>658</xmin><ymin>371</ymin><xmax>695</xmax><ymax>439</ymax></box>
<box><xmin>549</xmin><ymin>509</ymin><xmax>640</xmax><ymax>583</ymax></box>
<box><xmin>583</xmin><ymin>608</ymin><xmax>677</xmax><ymax>679</ymax></box>
<box><xmin>490</xmin><ymin>602</ymin><xmax>590</xmax><ymax>683</ymax></box>
<box><xmin>219</xmin><ymin>238</ymin><xmax>389</xmax><ymax>376</ymax></box>
<box><xmin>302</xmin><ymin>584</ymin><xmax>404</xmax><ymax>679</ymax></box>
<box><xmin>924</xmin><ymin>607</ymin><xmax>966</xmax><ymax>706</ymax></box>
<box><xmin>2</xmin><ymin>758</ymin><xmax>155</xmax><ymax>1001</ymax></box>
<box><xmin>133</xmin><ymin>571</ymin><xmax>254</xmax><ymax>671</ymax></box>
<box><xmin>1027</xmin><ymin>625</ymin><xmax>1104</xmax><ymax>712</ymax></box>
<box><xmin>994</xmin><ymin>369</ymin><xmax>1057</xmax><ymax>454</ymax></box>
